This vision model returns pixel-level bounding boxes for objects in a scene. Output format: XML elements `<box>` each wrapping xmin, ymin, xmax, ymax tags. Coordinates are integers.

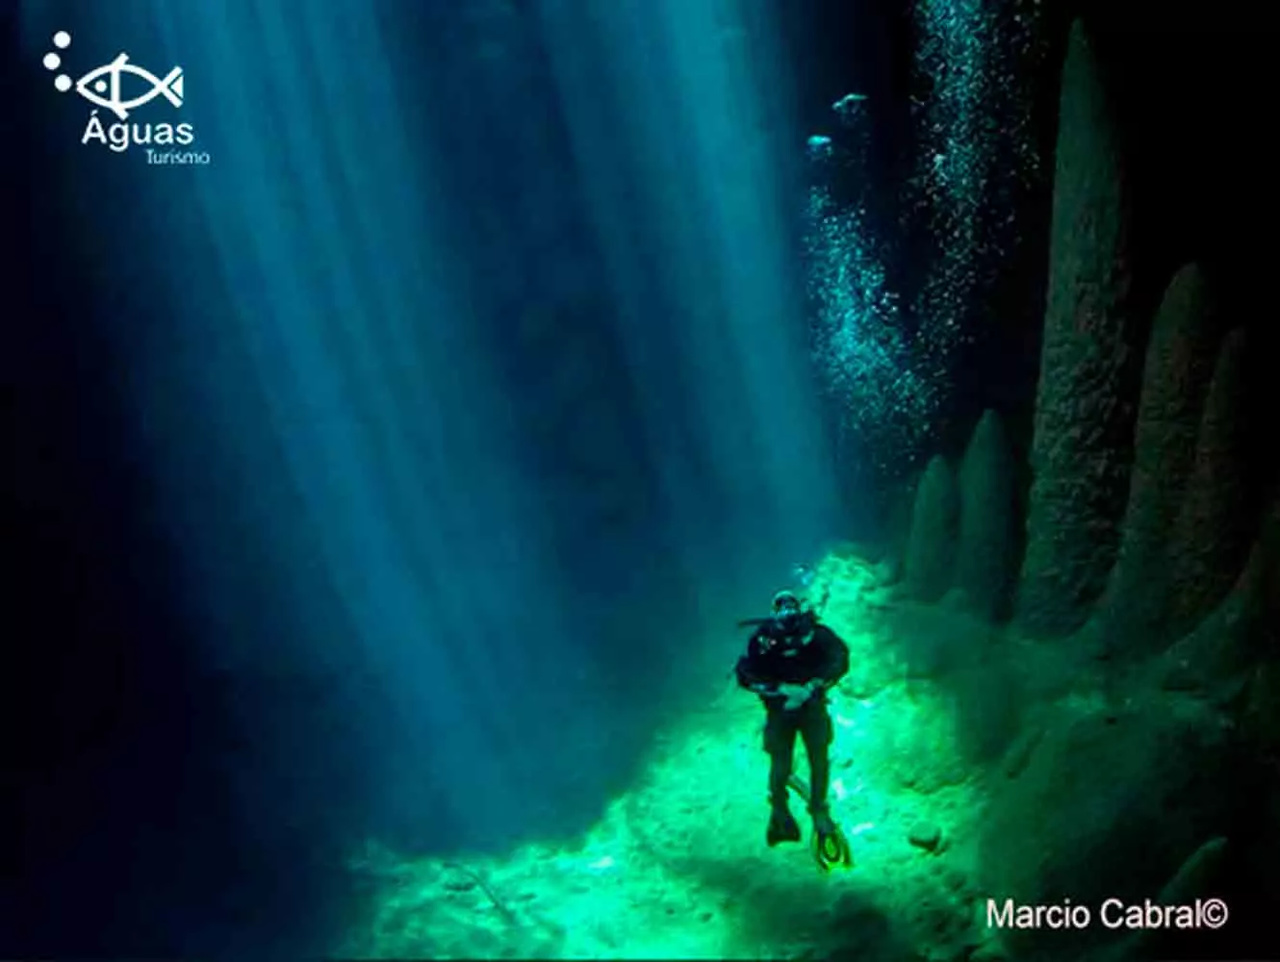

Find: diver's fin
<box><xmin>812</xmin><ymin>822</ymin><xmax>854</xmax><ymax>872</ymax></box>
<box><xmin>788</xmin><ymin>777</ymin><xmax>853</xmax><ymax>871</ymax></box>
<box><xmin>767</xmin><ymin>809</ymin><xmax>802</xmax><ymax>847</ymax></box>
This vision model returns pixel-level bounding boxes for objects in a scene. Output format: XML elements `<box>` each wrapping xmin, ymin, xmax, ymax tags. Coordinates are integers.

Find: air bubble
<box><xmin>53</xmin><ymin>31</ymin><xmax>71</xmax><ymax>49</ymax></box>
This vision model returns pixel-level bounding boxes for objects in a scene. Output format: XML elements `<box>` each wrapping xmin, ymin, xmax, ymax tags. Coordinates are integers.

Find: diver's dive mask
<box><xmin>771</xmin><ymin>589</ymin><xmax>803</xmax><ymax>634</ymax></box>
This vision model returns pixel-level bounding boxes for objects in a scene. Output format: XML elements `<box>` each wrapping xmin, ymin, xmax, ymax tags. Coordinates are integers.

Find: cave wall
<box><xmin>888</xmin><ymin>15</ymin><xmax>1279</xmax><ymax>961</ymax></box>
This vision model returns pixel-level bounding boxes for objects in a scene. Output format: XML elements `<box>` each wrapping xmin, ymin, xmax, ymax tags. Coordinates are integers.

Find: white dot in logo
<box><xmin>53</xmin><ymin>30</ymin><xmax>71</xmax><ymax>49</ymax></box>
<box><xmin>54</xmin><ymin>74</ymin><xmax>72</xmax><ymax>92</ymax></box>
<box><xmin>43</xmin><ymin>52</ymin><xmax>61</xmax><ymax>70</ymax></box>
<box><xmin>94</xmin><ymin>79</ymin><xmax>107</xmax><ymax>93</ymax></box>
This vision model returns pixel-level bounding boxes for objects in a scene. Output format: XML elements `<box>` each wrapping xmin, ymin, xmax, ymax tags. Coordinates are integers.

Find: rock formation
<box><xmin>980</xmin><ymin>690</ymin><xmax>1240</xmax><ymax>961</ymax></box>
<box><xmin>953</xmin><ymin>410</ymin><xmax>1016</xmax><ymax>621</ymax></box>
<box><xmin>1092</xmin><ymin>264</ymin><xmax>1221</xmax><ymax>651</ymax></box>
<box><xmin>965</xmin><ymin>19</ymin><xmax>1276</xmax><ymax>962</ymax></box>
<box><xmin>1165</xmin><ymin>327</ymin><xmax>1255</xmax><ymax>637</ymax></box>
<box><xmin>1015</xmin><ymin>20</ymin><xmax>1142</xmax><ymax>638</ymax></box>
<box><xmin>901</xmin><ymin>454</ymin><xmax>958</xmax><ymax>602</ymax></box>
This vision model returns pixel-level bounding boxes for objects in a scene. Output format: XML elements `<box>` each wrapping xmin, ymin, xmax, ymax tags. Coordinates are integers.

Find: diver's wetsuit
<box><xmin>735</xmin><ymin>616</ymin><xmax>850</xmax><ymax>822</ymax></box>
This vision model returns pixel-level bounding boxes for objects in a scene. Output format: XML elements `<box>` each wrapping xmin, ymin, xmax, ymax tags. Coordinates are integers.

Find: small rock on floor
<box><xmin>909</xmin><ymin>821</ymin><xmax>943</xmax><ymax>851</ymax></box>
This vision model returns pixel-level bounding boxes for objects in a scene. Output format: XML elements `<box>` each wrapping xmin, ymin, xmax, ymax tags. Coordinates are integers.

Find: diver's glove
<box><xmin>778</xmin><ymin>682</ymin><xmax>817</xmax><ymax>710</ymax></box>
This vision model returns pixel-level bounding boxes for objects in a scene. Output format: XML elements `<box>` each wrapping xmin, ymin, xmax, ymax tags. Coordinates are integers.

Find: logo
<box><xmin>73</xmin><ymin>52</ymin><xmax>184</xmax><ymax>120</ymax></box>
<box><xmin>43</xmin><ymin>30</ymin><xmax>210</xmax><ymax>165</ymax></box>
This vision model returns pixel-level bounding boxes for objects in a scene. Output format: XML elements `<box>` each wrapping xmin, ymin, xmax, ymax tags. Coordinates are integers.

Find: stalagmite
<box><xmin>901</xmin><ymin>455</ymin><xmax>958</xmax><ymax>602</ymax></box>
<box><xmin>1016</xmin><ymin>20</ymin><xmax>1142</xmax><ymax>637</ymax></box>
<box><xmin>1097</xmin><ymin>264</ymin><xmax>1220</xmax><ymax>649</ymax></box>
<box><xmin>1166</xmin><ymin>328</ymin><xmax>1255</xmax><ymax>636</ymax></box>
<box><xmin>954</xmin><ymin>410</ymin><xmax>1016</xmax><ymax>621</ymax></box>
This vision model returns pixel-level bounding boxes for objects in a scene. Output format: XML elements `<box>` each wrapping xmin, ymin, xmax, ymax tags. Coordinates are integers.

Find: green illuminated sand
<box><xmin>338</xmin><ymin>552</ymin><xmax>1015</xmax><ymax>959</ymax></box>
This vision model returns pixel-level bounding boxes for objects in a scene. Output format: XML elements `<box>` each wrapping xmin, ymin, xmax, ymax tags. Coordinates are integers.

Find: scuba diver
<box><xmin>735</xmin><ymin>588</ymin><xmax>852</xmax><ymax>863</ymax></box>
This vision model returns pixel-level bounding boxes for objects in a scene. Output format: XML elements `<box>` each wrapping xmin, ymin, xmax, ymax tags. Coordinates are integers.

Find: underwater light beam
<box><xmin>120</xmin><ymin>0</ymin><xmax>584</xmax><ymax>843</ymax></box>
<box><xmin>20</xmin><ymin>0</ymin><xmax>851</xmax><ymax>859</ymax></box>
<box><xmin>536</xmin><ymin>0</ymin><xmax>843</xmax><ymax>604</ymax></box>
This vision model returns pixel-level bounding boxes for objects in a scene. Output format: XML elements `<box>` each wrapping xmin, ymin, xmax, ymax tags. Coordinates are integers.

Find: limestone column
<box><xmin>1165</xmin><ymin>328</ymin><xmax>1255</xmax><ymax>636</ymax></box>
<box><xmin>954</xmin><ymin>410</ymin><xmax>1016</xmax><ymax>621</ymax></box>
<box><xmin>1097</xmin><ymin>264</ymin><xmax>1220</xmax><ymax>647</ymax></box>
<box><xmin>1015</xmin><ymin>20</ymin><xmax>1142</xmax><ymax>637</ymax></box>
<box><xmin>902</xmin><ymin>455</ymin><xmax>959</xmax><ymax>602</ymax></box>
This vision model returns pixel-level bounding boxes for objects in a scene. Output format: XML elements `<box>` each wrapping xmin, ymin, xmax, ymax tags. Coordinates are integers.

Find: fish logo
<box><xmin>75</xmin><ymin>53</ymin><xmax>183</xmax><ymax>120</ymax></box>
<box><xmin>43</xmin><ymin>31</ymin><xmax>183</xmax><ymax>120</ymax></box>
